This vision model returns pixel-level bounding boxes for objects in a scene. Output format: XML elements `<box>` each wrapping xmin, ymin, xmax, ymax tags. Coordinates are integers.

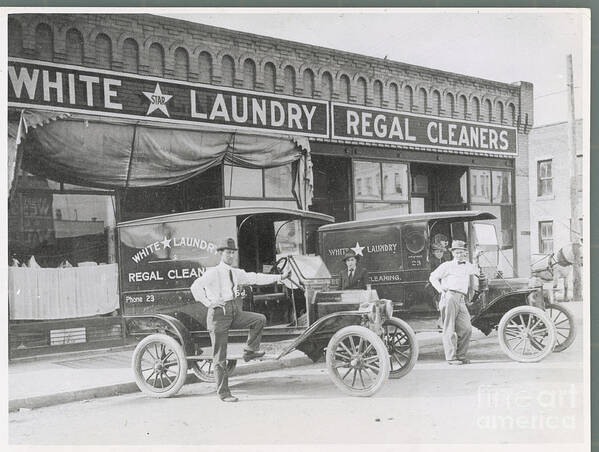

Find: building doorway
<box><xmin>310</xmin><ymin>155</ymin><xmax>352</xmax><ymax>222</ymax></box>
<box><xmin>410</xmin><ymin>163</ymin><xmax>468</xmax><ymax>213</ymax></box>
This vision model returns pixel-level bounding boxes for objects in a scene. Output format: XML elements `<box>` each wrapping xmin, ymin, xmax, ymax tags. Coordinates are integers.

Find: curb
<box><xmin>9</xmin><ymin>354</ymin><xmax>313</xmax><ymax>412</ymax></box>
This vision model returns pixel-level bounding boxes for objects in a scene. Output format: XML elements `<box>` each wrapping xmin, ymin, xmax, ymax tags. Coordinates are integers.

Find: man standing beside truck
<box><xmin>428</xmin><ymin>240</ymin><xmax>478</xmax><ymax>365</ymax></box>
<box><xmin>190</xmin><ymin>237</ymin><xmax>290</xmax><ymax>402</ymax></box>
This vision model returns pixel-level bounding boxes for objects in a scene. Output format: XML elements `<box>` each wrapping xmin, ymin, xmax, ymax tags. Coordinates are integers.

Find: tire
<box><xmin>382</xmin><ymin>318</ymin><xmax>419</xmax><ymax>379</ymax></box>
<box><xmin>132</xmin><ymin>334</ymin><xmax>188</xmax><ymax>398</ymax></box>
<box><xmin>498</xmin><ymin>306</ymin><xmax>557</xmax><ymax>363</ymax></box>
<box><xmin>325</xmin><ymin>325</ymin><xmax>390</xmax><ymax>397</ymax></box>
<box><xmin>191</xmin><ymin>359</ymin><xmax>238</xmax><ymax>383</ymax></box>
<box><xmin>546</xmin><ymin>303</ymin><xmax>576</xmax><ymax>352</ymax></box>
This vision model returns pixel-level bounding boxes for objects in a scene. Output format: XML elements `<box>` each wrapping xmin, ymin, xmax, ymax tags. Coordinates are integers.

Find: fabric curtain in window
<box><xmin>15</xmin><ymin>111</ymin><xmax>314</xmax><ymax>206</ymax></box>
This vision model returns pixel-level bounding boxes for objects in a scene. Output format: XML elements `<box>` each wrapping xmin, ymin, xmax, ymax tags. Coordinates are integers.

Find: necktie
<box><xmin>228</xmin><ymin>269</ymin><xmax>235</xmax><ymax>297</ymax></box>
<box><xmin>349</xmin><ymin>269</ymin><xmax>354</xmax><ymax>280</ymax></box>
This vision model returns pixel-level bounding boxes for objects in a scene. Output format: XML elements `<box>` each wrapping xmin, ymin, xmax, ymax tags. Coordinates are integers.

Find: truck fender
<box><xmin>470</xmin><ymin>288</ymin><xmax>537</xmax><ymax>336</ymax></box>
<box><xmin>124</xmin><ymin>314</ymin><xmax>195</xmax><ymax>356</ymax></box>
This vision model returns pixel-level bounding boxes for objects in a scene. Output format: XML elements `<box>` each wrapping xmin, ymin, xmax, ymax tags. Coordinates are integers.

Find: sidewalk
<box><xmin>8</xmin><ymin>341</ymin><xmax>311</xmax><ymax>412</ymax></box>
<box><xmin>8</xmin><ymin>301</ymin><xmax>583</xmax><ymax>412</ymax></box>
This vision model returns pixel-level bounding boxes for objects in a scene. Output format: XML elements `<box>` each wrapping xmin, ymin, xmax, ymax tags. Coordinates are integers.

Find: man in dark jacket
<box><xmin>339</xmin><ymin>250</ymin><xmax>368</xmax><ymax>290</ymax></box>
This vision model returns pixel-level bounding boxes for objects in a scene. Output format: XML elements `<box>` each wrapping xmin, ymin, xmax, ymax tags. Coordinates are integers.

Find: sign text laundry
<box><xmin>8</xmin><ymin>58</ymin><xmax>329</xmax><ymax>138</ymax></box>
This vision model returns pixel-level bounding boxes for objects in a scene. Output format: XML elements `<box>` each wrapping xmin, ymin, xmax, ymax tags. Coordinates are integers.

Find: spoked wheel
<box><xmin>325</xmin><ymin>325</ymin><xmax>390</xmax><ymax>397</ymax></box>
<box><xmin>132</xmin><ymin>334</ymin><xmax>188</xmax><ymax>398</ymax></box>
<box><xmin>498</xmin><ymin>306</ymin><xmax>557</xmax><ymax>363</ymax></box>
<box><xmin>382</xmin><ymin>318</ymin><xmax>419</xmax><ymax>379</ymax></box>
<box><xmin>191</xmin><ymin>359</ymin><xmax>238</xmax><ymax>383</ymax></box>
<box><xmin>546</xmin><ymin>303</ymin><xmax>576</xmax><ymax>352</ymax></box>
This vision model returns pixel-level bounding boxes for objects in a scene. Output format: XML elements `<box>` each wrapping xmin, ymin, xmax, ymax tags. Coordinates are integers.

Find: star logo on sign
<box><xmin>142</xmin><ymin>83</ymin><xmax>172</xmax><ymax>117</ymax></box>
<box><xmin>351</xmin><ymin>242</ymin><xmax>365</xmax><ymax>256</ymax></box>
<box><xmin>161</xmin><ymin>236</ymin><xmax>172</xmax><ymax>249</ymax></box>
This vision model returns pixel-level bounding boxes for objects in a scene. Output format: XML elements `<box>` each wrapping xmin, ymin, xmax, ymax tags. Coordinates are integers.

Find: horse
<box><xmin>530</xmin><ymin>242</ymin><xmax>582</xmax><ymax>302</ymax></box>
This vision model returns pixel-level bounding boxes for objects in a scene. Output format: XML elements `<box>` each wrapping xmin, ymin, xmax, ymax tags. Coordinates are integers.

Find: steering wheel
<box><xmin>271</xmin><ymin>256</ymin><xmax>305</xmax><ymax>291</ymax></box>
<box><xmin>271</xmin><ymin>256</ymin><xmax>289</xmax><ymax>274</ymax></box>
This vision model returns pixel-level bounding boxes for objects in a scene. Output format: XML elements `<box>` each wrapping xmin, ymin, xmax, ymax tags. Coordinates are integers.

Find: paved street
<box><xmin>9</xmin><ymin>319</ymin><xmax>584</xmax><ymax>446</ymax></box>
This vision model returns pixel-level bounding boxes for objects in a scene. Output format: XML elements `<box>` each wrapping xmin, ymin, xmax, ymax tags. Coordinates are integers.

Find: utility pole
<box><xmin>566</xmin><ymin>54</ymin><xmax>582</xmax><ymax>302</ymax></box>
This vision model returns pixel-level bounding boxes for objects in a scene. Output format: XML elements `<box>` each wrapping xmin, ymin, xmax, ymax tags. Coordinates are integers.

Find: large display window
<box><xmin>470</xmin><ymin>168</ymin><xmax>515</xmax><ymax>277</ymax></box>
<box><xmin>353</xmin><ymin>160</ymin><xmax>409</xmax><ymax>220</ymax></box>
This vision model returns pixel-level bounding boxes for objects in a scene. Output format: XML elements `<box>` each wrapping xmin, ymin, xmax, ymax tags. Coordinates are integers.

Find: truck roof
<box><xmin>117</xmin><ymin>206</ymin><xmax>334</xmax><ymax>228</ymax></box>
<box><xmin>318</xmin><ymin>210</ymin><xmax>496</xmax><ymax>232</ymax></box>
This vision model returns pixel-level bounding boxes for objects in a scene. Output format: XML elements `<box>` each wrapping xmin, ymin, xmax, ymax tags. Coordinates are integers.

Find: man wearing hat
<box><xmin>339</xmin><ymin>249</ymin><xmax>368</xmax><ymax>290</ymax></box>
<box><xmin>428</xmin><ymin>240</ymin><xmax>478</xmax><ymax>365</ymax></box>
<box><xmin>191</xmin><ymin>237</ymin><xmax>290</xmax><ymax>402</ymax></box>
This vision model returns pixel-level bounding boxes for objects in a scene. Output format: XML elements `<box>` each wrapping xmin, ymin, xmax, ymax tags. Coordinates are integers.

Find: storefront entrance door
<box><xmin>410</xmin><ymin>163</ymin><xmax>468</xmax><ymax>213</ymax></box>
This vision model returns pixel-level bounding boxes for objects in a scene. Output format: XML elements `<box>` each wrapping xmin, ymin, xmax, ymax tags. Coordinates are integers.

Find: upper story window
<box><xmin>537</xmin><ymin>159</ymin><xmax>553</xmax><ymax>196</ymax></box>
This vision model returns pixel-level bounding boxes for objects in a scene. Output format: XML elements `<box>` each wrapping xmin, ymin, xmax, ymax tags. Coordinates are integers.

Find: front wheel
<box><xmin>383</xmin><ymin>318</ymin><xmax>419</xmax><ymax>379</ymax></box>
<box><xmin>498</xmin><ymin>306</ymin><xmax>556</xmax><ymax>363</ymax></box>
<box><xmin>546</xmin><ymin>303</ymin><xmax>576</xmax><ymax>352</ymax></box>
<box><xmin>132</xmin><ymin>334</ymin><xmax>188</xmax><ymax>398</ymax></box>
<box><xmin>325</xmin><ymin>325</ymin><xmax>390</xmax><ymax>397</ymax></box>
<box><xmin>191</xmin><ymin>359</ymin><xmax>238</xmax><ymax>383</ymax></box>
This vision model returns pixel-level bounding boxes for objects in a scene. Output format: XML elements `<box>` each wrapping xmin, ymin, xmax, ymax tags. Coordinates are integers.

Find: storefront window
<box><xmin>224</xmin><ymin>165</ymin><xmax>263</xmax><ymax>197</ymax></box>
<box><xmin>265</xmin><ymin>165</ymin><xmax>294</xmax><ymax>197</ymax></box>
<box><xmin>354</xmin><ymin>161</ymin><xmax>381</xmax><ymax>200</ymax></box>
<box><xmin>382</xmin><ymin>163</ymin><xmax>408</xmax><ymax>201</ymax></box>
<box><xmin>492</xmin><ymin>170</ymin><xmax>512</xmax><ymax>204</ymax></box>
<box><xmin>224</xmin><ymin>164</ymin><xmax>296</xmax><ymax>201</ymax></box>
<box><xmin>353</xmin><ymin>160</ymin><xmax>410</xmax><ymax>219</ymax></box>
<box><xmin>470</xmin><ymin>169</ymin><xmax>491</xmax><ymax>203</ymax></box>
<box><xmin>9</xmin><ymin>173</ymin><xmax>116</xmax><ymax>268</ymax></box>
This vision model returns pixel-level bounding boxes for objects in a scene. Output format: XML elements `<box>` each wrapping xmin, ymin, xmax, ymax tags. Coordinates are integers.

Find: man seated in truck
<box><xmin>339</xmin><ymin>250</ymin><xmax>368</xmax><ymax>290</ymax></box>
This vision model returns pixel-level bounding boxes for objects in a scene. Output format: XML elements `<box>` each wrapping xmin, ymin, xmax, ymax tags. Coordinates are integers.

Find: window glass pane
<box><xmin>355</xmin><ymin>202</ymin><xmax>408</xmax><ymax>220</ymax></box>
<box><xmin>264</xmin><ymin>164</ymin><xmax>294</xmax><ymax>198</ymax></box>
<box><xmin>382</xmin><ymin>163</ymin><xmax>408</xmax><ymax>201</ymax></box>
<box><xmin>470</xmin><ymin>169</ymin><xmax>491</xmax><ymax>203</ymax></box>
<box><xmin>9</xmin><ymin>191</ymin><xmax>116</xmax><ymax>267</ymax></box>
<box><xmin>539</xmin><ymin>221</ymin><xmax>553</xmax><ymax>254</ymax></box>
<box><xmin>224</xmin><ymin>165</ymin><xmax>262</xmax><ymax>197</ymax></box>
<box><xmin>471</xmin><ymin>204</ymin><xmax>514</xmax><ymax>277</ymax></box>
<box><xmin>354</xmin><ymin>161</ymin><xmax>381</xmax><ymax>200</ymax></box>
<box><xmin>274</xmin><ymin>220</ymin><xmax>302</xmax><ymax>256</ymax></box>
<box><xmin>492</xmin><ymin>170</ymin><xmax>512</xmax><ymax>204</ymax></box>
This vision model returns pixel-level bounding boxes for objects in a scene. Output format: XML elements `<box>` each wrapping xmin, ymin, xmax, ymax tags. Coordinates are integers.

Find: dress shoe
<box><xmin>459</xmin><ymin>358</ymin><xmax>471</xmax><ymax>364</ymax></box>
<box><xmin>447</xmin><ymin>359</ymin><xmax>463</xmax><ymax>365</ymax></box>
<box><xmin>243</xmin><ymin>350</ymin><xmax>266</xmax><ymax>362</ymax></box>
<box><xmin>220</xmin><ymin>395</ymin><xmax>239</xmax><ymax>403</ymax></box>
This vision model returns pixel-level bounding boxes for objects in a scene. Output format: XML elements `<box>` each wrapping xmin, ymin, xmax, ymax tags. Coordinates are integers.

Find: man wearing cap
<box><xmin>340</xmin><ymin>249</ymin><xmax>368</xmax><ymax>290</ymax></box>
<box><xmin>429</xmin><ymin>240</ymin><xmax>478</xmax><ymax>365</ymax></box>
<box><xmin>190</xmin><ymin>237</ymin><xmax>290</xmax><ymax>402</ymax></box>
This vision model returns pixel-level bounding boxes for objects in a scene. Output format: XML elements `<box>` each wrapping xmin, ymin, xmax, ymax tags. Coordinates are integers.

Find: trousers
<box><xmin>207</xmin><ymin>298</ymin><xmax>266</xmax><ymax>398</ymax></box>
<box><xmin>439</xmin><ymin>291</ymin><xmax>472</xmax><ymax>361</ymax></box>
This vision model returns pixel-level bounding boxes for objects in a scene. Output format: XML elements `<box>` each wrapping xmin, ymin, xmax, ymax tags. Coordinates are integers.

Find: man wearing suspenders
<box><xmin>191</xmin><ymin>237</ymin><xmax>289</xmax><ymax>402</ymax></box>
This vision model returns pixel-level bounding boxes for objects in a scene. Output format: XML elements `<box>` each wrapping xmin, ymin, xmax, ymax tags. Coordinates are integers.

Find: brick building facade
<box><xmin>7</xmin><ymin>13</ymin><xmax>534</xmax><ymax>355</ymax></box>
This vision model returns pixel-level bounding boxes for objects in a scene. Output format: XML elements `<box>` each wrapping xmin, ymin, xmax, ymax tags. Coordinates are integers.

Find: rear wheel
<box><xmin>191</xmin><ymin>359</ymin><xmax>238</xmax><ymax>383</ymax></box>
<box><xmin>546</xmin><ymin>303</ymin><xmax>576</xmax><ymax>352</ymax></box>
<box><xmin>132</xmin><ymin>334</ymin><xmax>188</xmax><ymax>398</ymax></box>
<box><xmin>325</xmin><ymin>325</ymin><xmax>390</xmax><ymax>397</ymax></box>
<box><xmin>498</xmin><ymin>306</ymin><xmax>556</xmax><ymax>363</ymax></box>
<box><xmin>382</xmin><ymin>318</ymin><xmax>419</xmax><ymax>379</ymax></box>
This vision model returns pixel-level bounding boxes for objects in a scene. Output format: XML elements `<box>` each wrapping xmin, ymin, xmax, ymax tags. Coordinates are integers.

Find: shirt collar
<box><xmin>217</xmin><ymin>261</ymin><xmax>232</xmax><ymax>270</ymax></box>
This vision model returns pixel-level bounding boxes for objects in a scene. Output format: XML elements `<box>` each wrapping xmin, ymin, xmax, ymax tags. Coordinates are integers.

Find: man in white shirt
<box><xmin>190</xmin><ymin>237</ymin><xmax>289</xmax><ymax>402</ymax></box>
<box><xmin>429</xmin><ymin>240</ymin><xmax>478</xmax><ymax>365</ymax></box>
